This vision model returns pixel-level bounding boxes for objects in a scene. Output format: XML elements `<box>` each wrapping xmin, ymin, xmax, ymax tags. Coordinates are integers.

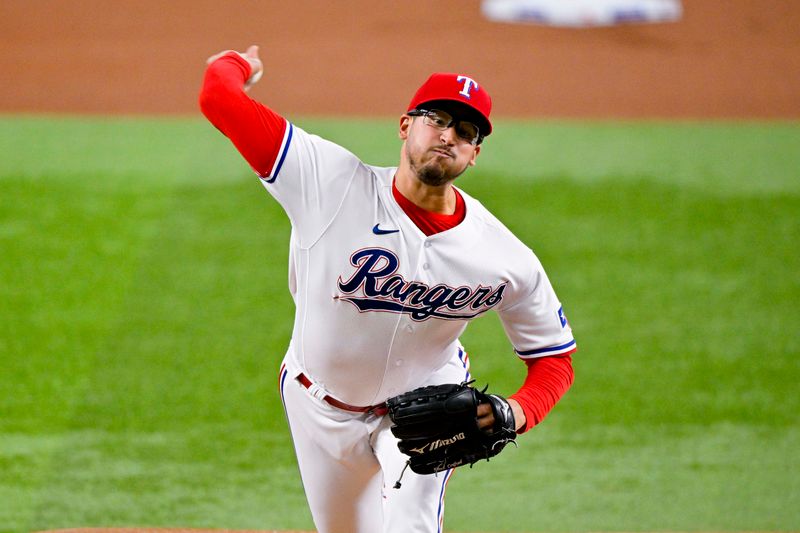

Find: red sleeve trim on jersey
<box><xmin>198</xmin><ymin>52</ymin><xmax>288</xmax><ymax>178</ymax></box>
<box><xmin>509</xmin><ymin>353</ymin><xmax>575</xmax><ymax>434</ymax></box>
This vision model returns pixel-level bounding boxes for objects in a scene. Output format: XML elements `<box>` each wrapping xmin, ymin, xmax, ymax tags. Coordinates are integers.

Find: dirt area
<box><xmin>37</xmin><ymin>530</ymin><xmax>312</xmax><ymax>533</ymax></box>
<box><xmin>1</xmin><ymin>0</ymin><xmax>798</xmax><ymax>118</ymax></box>
<box><xmin>37</xmin><ymin>530</ymin><xmax>311</xmax><ymax>533</ymax></box>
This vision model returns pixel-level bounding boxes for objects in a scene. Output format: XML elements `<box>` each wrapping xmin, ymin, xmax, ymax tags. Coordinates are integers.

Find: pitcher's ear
<box><xmin>399</xmin><ymin>115</ymin><xmax>412</xmax><ymax>140</ymax></box>
<box><xmin>468</xmin><ymin>145</ymin><xmax>481</xmax><ymax>167</ymax></box>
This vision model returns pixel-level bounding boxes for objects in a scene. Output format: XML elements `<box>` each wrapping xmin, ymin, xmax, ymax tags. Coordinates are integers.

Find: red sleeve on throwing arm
<box><xmin>198</xmin><ymin>52</ymin><xmax>286</xmax><ymax>177</ymax></box>
<box><xmin>509</xmin><ymin>353</ymin><xmax>575</xmax><ymax>433</ymax></box>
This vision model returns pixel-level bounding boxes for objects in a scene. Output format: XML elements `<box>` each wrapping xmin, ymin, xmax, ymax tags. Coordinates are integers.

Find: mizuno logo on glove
<box><xmin>409</xmin><ymin>432</ymin><xmax>466</xmax><ymax>454</ymax></box>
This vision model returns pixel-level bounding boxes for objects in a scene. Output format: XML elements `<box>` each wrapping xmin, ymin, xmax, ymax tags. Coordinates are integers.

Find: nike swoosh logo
<box><xmin>372</xmin><ymin>224</ymin><xmax>399</xmax><ymax>235</ymax></box>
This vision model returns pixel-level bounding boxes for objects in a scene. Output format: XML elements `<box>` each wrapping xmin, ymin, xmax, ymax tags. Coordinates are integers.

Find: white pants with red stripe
<box><xmin>279</xmin><ymin>352</ymin><xmax>470</xmax><ymax>533</ymax></box>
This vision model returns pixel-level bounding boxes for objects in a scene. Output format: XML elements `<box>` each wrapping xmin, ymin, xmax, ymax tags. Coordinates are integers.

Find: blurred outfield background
<box><xmin>1</xmin><ymin>1</ymin><xmax>799</xmax><ymax>533</ymax></box>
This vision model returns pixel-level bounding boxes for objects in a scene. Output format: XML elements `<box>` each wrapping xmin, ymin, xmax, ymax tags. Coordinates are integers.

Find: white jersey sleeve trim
<box><xmin>259</xmin><ymin>121</ymin><xmax>294</xmax><ymax>183</ymax></box>
<box><xmin>515</xmin><ymin>339</ymin><xmax>577</xmax><ymax>358</ymax></box>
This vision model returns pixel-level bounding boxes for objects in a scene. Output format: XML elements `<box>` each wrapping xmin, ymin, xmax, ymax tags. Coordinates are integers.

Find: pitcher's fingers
<box><xmin>246</xmin><ymin>44</ymin><xmax>260</xmax><ymax>59</ymax></box>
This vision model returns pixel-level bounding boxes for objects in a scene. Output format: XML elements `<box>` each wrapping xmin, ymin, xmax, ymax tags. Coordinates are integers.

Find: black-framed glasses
<box><xmin>407</xmin><ymin>109</ymin><xmax>482</xmax><ymax>145</ymax></box>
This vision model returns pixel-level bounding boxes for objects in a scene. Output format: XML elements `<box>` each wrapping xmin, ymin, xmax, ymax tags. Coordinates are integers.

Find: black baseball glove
<box><xmin>386</xmin><ymin>381</ymin><xmax>517</xmax><ymax>476</ymax></box>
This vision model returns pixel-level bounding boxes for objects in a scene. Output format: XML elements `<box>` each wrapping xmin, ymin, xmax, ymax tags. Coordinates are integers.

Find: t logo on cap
<box><xmin>407</xmin><ymin>72</ymin><xmax>493</xmax><ymax>136</ymax></box>
<box><xmin>456</xmin><ymin>76</ymin><xmax>478</xmax><ymax>99</ymax></box>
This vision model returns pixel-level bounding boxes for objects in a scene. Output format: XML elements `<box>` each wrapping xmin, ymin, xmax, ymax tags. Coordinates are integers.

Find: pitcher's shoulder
<box><xmin>460</xmin><ymin>190</ymin><xmax>529</xmax><ymax>247</ymax></box>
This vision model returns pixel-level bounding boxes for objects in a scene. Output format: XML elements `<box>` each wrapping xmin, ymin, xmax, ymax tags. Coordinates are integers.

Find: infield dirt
<box><xmin>1</xmin><ymin>0</ymin><xmax>798</xmax><ymax>118</ymax></box>
<box><xmin>36</xmin><ymin>530</ymin><xmax>313</xmax><ymax>533</ymax></box>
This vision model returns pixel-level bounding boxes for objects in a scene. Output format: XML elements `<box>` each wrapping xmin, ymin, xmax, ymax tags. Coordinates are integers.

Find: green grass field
<box><xmin>1</xmin><ymin>115</ymin><xmax>798</xmax><ymax>533</ymax></box>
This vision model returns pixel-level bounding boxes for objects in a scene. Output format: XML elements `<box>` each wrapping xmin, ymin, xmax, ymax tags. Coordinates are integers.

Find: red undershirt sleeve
<box><xmin>198</xmin><ymin>52</ymin><xmax>287</xmax><ymax>177</ymax></box>
<box><xmin>509</xmin><ymin>353</ymin><xmax>575</xmax><ymax>433</ymax></box>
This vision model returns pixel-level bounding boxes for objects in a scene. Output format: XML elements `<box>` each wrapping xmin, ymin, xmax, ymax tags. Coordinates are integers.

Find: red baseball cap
<box><xmin>407</xmin><ymin>72</ymin><xmax>493</xmax><ymax>136</ymax></box>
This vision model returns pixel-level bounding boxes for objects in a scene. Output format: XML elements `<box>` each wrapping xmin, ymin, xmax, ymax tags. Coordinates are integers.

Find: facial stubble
<box><xmin>406</xmin><ymin>143</ymin><xmax>469</xmax><ymax>187</ymax></box>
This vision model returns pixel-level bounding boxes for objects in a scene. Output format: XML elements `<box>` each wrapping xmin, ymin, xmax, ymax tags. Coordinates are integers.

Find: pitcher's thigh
<box><xmin>280</xmin><ymin>370</ymin><xmax>383</xmax><ymax>533</ymax></box>
<box><xmin>372</xmin><ymin>414</ymin><xmax>455</xmax><ymax>533</ymax></box>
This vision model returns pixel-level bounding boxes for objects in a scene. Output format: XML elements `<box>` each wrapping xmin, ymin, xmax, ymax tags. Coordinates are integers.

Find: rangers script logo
<box><xmin>336</xmin><ymin>248</ymin><xmax>507</xmax><ymax>321</ymax></box>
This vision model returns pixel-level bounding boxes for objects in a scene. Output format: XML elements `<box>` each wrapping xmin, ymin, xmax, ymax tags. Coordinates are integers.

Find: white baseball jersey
<box><xmin>261</xmin><ymin>121</ymin><xmax>575</xmax><ymax>408</ymax></box>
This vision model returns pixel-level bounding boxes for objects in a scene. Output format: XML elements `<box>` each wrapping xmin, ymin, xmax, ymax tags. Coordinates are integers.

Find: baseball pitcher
<box><xmin>200</xmin><ymin>45</ymin><xmax>576</xmax><ymax>533</ymax></box>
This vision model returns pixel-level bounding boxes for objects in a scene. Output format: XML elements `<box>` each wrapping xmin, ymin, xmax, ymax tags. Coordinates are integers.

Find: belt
<box><xmin>297</xmin><ymin>373</ymin><xmax>388</xmax><ymax>416</ymax></box>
